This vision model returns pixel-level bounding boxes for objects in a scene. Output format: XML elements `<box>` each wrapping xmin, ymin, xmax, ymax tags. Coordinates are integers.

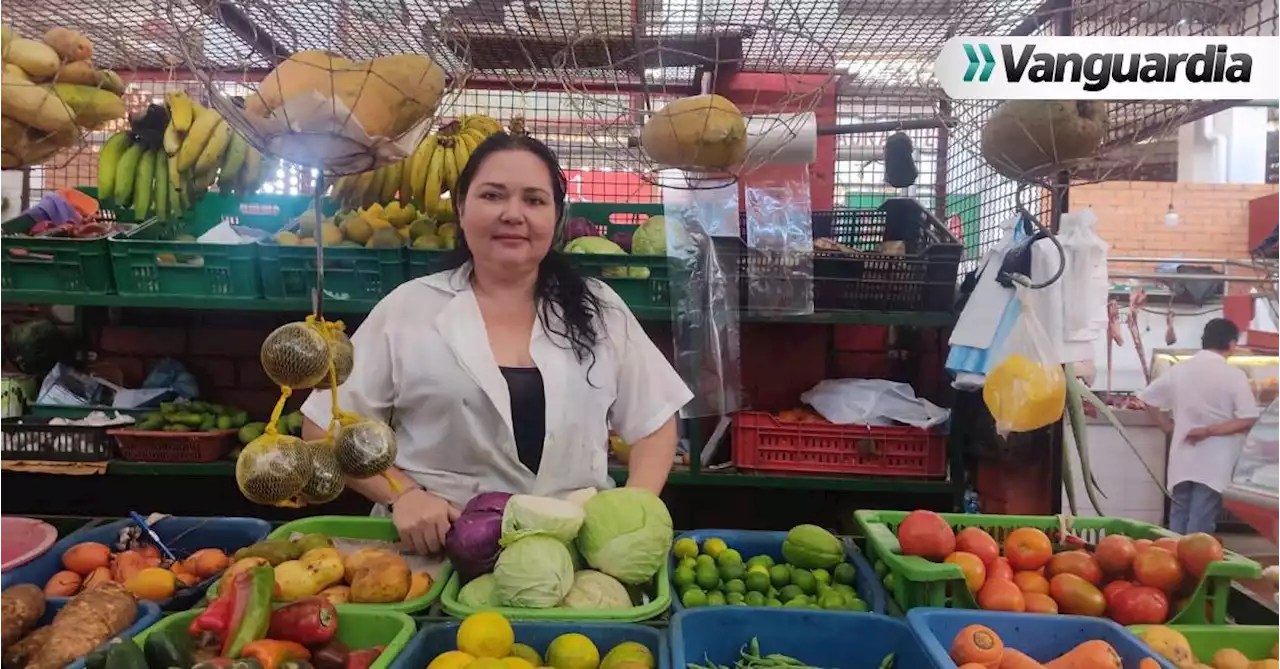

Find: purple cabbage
<box><xmin>445</xmin><ymin>491</ymin><xmax>512</xmax><ymax>580</ymax></box>
<box><xmin>563</xmin><ymin>217</ymin><xmax>597</xmax><ymax>242</ymax></box>
<box><xmin>609</xmin><ymin>227</ymin><xmax>634</xmax><ymax>253</ymax></box>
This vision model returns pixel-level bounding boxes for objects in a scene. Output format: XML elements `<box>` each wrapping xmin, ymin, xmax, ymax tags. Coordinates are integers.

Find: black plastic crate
<box><xmin>1</xmin><ymin>418</ymin><xmax>115</xmax><ymax>462</ymax></box>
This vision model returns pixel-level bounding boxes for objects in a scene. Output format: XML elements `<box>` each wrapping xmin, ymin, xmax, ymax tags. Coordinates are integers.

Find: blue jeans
<box><xmin>1169</xmin><ymin>481</ymin><xmax>1223</xmax><ymax>535</ymax></box>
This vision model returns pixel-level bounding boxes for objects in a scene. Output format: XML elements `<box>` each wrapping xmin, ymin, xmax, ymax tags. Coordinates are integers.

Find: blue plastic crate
<box><xmin>670</xmin><ymin>529</ymin><xmax>885</xmax><ymax>614</ymax></box>
<box><xmin>1</xmin><ymin>516</ymin><xmax>270</xmax><ymax>610</ymax></box>
<box><xmin>389</xmin><ymin>621</ymin><xmax>669</xmax><ymax>669</ymax></box>
<box><xmin>671</xmin><ymin>608</ymin><xmax>931</xmax><ymax>669</ymax></box>
<box><xmin>906</xmin><ymin>609</ymin><xmax>1177</xmax><ymax>669</ymax></box>
<box><xmin>35</xmin><ymin>597</ymin><xmax>163</xmax><ymax>669</ymax></box>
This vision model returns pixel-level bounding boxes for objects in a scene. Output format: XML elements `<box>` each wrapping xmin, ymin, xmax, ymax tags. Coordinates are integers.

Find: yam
<box><xmin>3</xmin><ymin>38</ymin><xmax>60</xmax><ymax>79</ymax></box>
<box><xmin>980</xmin><ymin>100</ymin><xmax>1107</xmax><ymax>179</ymax></box>
<box><xmin>3</xmin><ymin>626</ymin><xmax>51</xmax><ymax>669</ymax></box>
<box><xmin>0</xmin><ymin>118</ymin><xmax>79</xmax><ymax>169</ymax></box>
<box><xmin>0</xmin><ymin>585</ymin><xmax>45</xmax><ymax>651</ymax></box>
<box><xmin>28</xmin><ymin>582</ymin><xmax>136</xmax><ymax>669</ymax></box>
<box><xmin>1</xmin><ymin>66</ymin><xmax>76</xmax><ymax>133</ymax></box>
<box><xmin>42</xmin><ymin>27</ymin><xmax>92</xmax><ymax>62</ymax></box>
<box><xmin>640</xmin><ymin>94</ymin><xmax>747</xmax><ymax>170</ymax></box>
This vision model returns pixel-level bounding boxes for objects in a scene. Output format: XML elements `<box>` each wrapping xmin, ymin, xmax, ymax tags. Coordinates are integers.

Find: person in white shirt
<box><xmin>1138</xmin><ymin>318</ymin><xmax>1260</xmax><ymax>535</ymax></box>
<box><xmin>300</xmin><ymin>133</ymin><xmax>693</xmax><ymax>556</ymax></box>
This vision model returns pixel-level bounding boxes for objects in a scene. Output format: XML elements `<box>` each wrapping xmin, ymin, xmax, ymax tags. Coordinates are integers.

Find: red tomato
<box><xmin>1004</xmin><ymin>528</ymin><xmax>1053</xmax><ymax>571</ymax></box>
<box><xmin>955</xmin><ymin>528</ymin><xmax>1001</xmax><ymax>567</ymax></box>
<box><xmin>988</xmin><ymin>557</ymin><xmax>1014</xmax><ymax>581</ymax></box>
<box><xmin>1133</xmin><ymin>547</ymin><xmax>1184</xmax><ymax>592</ymax></box>
<box><xmin>897</xmin><ymin>510</ymin><xmax>956</xmax><ymax>560</ymax></box>
<box><xmin>1103</xmin><ymin>579</ymin><xmax>1136</xmax><ymax>610</ymax></box>
<box><xmin>1153</xmin><ymin>538</ymin><xmax>1181</xmax><ymax>555</ymax></box>
<box><xmin>1013</xmin><ymin>571</ymin><xmax>1050</xmax><ymax>595</ymax></box>
<box><xmin>977</xmin><ymin>578</ymin><xmax>1026</xmax><ymax>612</ymax></box>
<box><xmin>1177</xmin><ymin>533</ymin><xmax>1225</xmax><ymax>579</ymax></box>
<box><xmin>1024</xmin><ymin>592</ymin><xmax>1059</xmax><ymax>614</ymax></box>
<box><xmin>945</xmin><ymin>551</ymin><xmax>988</xmax><ymax>594</ymax></box>
<box><xmin>1134</xmin><ymin>539</ymin><xmax>1154</xmax><ymax>551</ymax></box>
<box><xmin>1109</xmin><ymin>585</ymin><xmax>1169</xmax><ymax>625</ymax></box>
<box><xmin>1094</xmin><ymin>535</ymin><xmax>1138</xmax><ymax>576</ymax></box>
<box><xmin>1047</xmin><ymin>551</ymin><xmax>1104</xmax><ymax>586</ymax></box>
<box><xmin>1049</xmin><ymin>573</ymin><xmax>1106</xmax><ymax>617</ymax></box>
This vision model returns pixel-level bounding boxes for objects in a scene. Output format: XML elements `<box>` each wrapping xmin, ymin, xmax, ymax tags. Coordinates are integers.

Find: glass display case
<box><xmin>1224</xmin><ymin>398</ymin><xmax>1279</xmax><ymax>543</ymax></box>
<box><xmin>1149</xmin><ymin>349</ymin><xmax>1280</xmax><ymax>406</ymax></box>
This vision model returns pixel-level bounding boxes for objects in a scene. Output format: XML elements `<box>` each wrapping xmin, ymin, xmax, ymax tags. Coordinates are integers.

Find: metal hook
<box><xmin>1003</xmin><ymin>180</ymin><xmax>1067</xmax><ymax>290</ymax></box>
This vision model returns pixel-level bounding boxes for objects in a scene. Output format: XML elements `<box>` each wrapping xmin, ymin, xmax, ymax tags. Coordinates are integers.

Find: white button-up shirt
<box><xmin>1138</xmin><ymin>350</ymin><xmax>1260</xmax><ymax>492</ymax></box>
<box><xmin>301</xmin><ymin>267</ymin><xmax>694</xmax><ymax>507</ymax></box>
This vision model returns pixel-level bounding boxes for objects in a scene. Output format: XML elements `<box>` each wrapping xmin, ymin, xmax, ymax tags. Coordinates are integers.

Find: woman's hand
<box><xmin>392</xmin><ymin>488</ymin><xmax>462</xmax><ymax>555</ymax></box>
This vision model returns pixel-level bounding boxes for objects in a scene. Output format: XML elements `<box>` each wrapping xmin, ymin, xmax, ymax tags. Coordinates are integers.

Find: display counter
<box><xmin>1225</xmin><ymin>398</ymin><xmax>1279</xmax><ymax>543</ymax></box>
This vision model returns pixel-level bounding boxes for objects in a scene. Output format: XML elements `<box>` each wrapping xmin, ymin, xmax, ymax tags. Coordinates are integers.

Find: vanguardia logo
<box><xmin>959</xmin><ymin>42</ymin><xmax>1252</xmax><ymax>91</ymax></box>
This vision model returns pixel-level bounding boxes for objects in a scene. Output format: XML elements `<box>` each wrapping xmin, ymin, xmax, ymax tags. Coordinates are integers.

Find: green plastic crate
<box><xmin>407</xmin><ymin>248</ymin><xmax>453</xmax><ymax>280</ymax></box>
<box><xmin>439</xmin><ymin>559</ymin><xmax>671</xmax><ymax>622</ymax></box>
<box><xmin>565</xmin><ymin>203</ymin><xmax>669</xmax><ymax>310</ymax></box>
<box><xmin>258</xmin><ymin>198</ymin><xmax>409</xmax><ymax>304</ymax></box>
<box><xmin>267</xmin><ymin>515</ymin><xmax>451</xmax><ymax>614</ymax></box>
<box><xmin>1129</xmin><ymin>625</ymin><xmax>1279</xmax><ymax>664</ymax></box>
<box><xmin>133</xmin><ymin>606</ymin><xmax>416</xmax><ymax>669</ymax></box>
<box><xmin>854</xmin><ymin>510</ymin><xmax>1262</xmax><ymax>624</ymax></box>
<box><xmin>1</xmin><ymin>187</ymin><xmax>152</xmax><ymax>295</ymax></box>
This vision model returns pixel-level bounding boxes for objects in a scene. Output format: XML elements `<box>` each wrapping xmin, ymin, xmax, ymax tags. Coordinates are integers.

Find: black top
<box><xmin>500</xmin><ymin>366</ymin><xmax>546</xmax><ymax>474</ymax></box>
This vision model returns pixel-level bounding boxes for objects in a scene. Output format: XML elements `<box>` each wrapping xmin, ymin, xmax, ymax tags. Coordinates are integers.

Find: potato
<box><xmin>0</xmin><ymin>117</ymin><xmax>78</xmax><ymax>168</ymax></box>
<box><xmin>349</xmin><ymin>555</ymin><xmax>411</xmax><ymax>603</ymax></box>
<box><xmin>42</xmin><ymin>27</ymin><xmax>92</xmax><ymax>62</ymax></box>
<box><xmin>0</xmin><ymin>585</ymin><xmax>45</xmax><ymax>651</ymax></box>
<box><xmin>274</xmin><ymin>560</ymin><xmax>323</xmax><ymax>602</ymax></box>
<box><xmin>3</xmin><ymin>38</ymin><xmax>60</xmax><ymax>79</ymax></box>
<box><xmin>301</xmin><ymin>548</ymin><xmax>344</xmax><ymax>589</ymax></box>
<box><xmin>318</xmin><ymin>585</ymin><xmax>350</xmax><ymax>606</ymax></box>
<box><xmin>1</xmin><ymin>65</ymin><xmax>75</xmax><ymax>133</ymax></box>
<box><xmin>3</xmin><ymin>626</ymin><xmax>51</xmax><ymax>669</ymax></box>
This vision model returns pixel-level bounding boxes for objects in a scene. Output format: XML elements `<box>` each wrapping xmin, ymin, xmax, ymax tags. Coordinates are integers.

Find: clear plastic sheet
<box><xmin>661</xmin><ymin>174</ymin><xmax>742</xmax><ymax>419</ymax></box>
<box><xmin>743</xmin><ymin>164</ymin><xmax>814</xmax><ymax>316</ymax></box>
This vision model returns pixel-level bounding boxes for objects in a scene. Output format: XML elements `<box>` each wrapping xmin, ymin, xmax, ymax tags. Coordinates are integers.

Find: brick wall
<box><xmin>1068</xmin><ymin>181</ymin><xmax>1278</xmax><ymax>266</ymax></box>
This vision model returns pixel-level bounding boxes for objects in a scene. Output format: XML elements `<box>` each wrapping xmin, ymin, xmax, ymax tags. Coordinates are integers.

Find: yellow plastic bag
<box><xmin>983</xmin><ymin>286</ymin><xmax>1066</xmax><ymax>434</ymax></box>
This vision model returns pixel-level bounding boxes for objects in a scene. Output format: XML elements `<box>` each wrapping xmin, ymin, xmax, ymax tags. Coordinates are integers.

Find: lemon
<box><xmin>702</xmin><ymin>538</ymin><xmax>727</xmax><ymax>559</ymax></box>
<box><xmin>502</xmin><ymin>658</ymin><xmax>536</xmax><ymax>669</ymax></box>
<box><xmin>430</xmin><ymin>653</ymin><xmax>477</xmax><ymax>669</ymax></box>
<box><xmin>510</xmin><ymin>644</ymin><xmax>543</xmax><ymax>667</ymax></box>
<box><xmin>673</xmin><ymin>538</ymin><xmax>699</xmax><ymax>560</ymax></box>
<box><xmin>601</xmin><ymin>642</ymin><xmax>654</xmax><ymax>669</ymax></box>
<box><xmin>546</xmin><ymin>633</ymin><xmax>600</xmax><ymax>669</ymax></box>
<box><xmin>467</xmin><ymin>659</ymin><xmax>507</xmax><ymax>669</ymax></box>
<box><xmin>457</xmin><ymin>612</ymin><xmax>514</xmax><ymax>659</ymax></box>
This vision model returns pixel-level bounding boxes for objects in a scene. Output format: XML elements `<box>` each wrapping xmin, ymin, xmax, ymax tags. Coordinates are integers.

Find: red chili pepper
<box><xmin>189</xmin><ymin>576</ymin><xmax>239</xmax><ymax>643</ymax></box>
<box><xmin>344</xmin><ymin>647</ymin><xmax>384</xmax><ymax>669</ymax></box>
<box><xmin>268</xmin><ymin>597</ymin><xmax>338</xmax><ymax>646</ymax></box>
<box><xmin>240</xmin><ymin>639</ymin><xmax>312</xmax><ymax>669</ymax></box>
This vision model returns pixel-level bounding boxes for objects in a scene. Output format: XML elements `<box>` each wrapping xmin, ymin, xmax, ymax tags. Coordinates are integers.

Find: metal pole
<box><xmin>312</xmin><ymin>170</ymin><xmax>325</xmax><ymax>318</ymax></box>
<box><xmin>1108</xmin><ymin>272</ymin><xmax>1274</xmax><ymax>284</ymax></box>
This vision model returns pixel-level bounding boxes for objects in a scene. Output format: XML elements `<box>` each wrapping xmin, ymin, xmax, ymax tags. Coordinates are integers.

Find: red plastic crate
<box><xmin>731</xmin><ymin>411</ymin><xmax>947</xmax><ymax>477</ymax></box>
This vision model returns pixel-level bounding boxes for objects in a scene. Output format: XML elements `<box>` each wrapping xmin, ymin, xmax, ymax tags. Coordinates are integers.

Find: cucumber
<box><xmin>144</xmin><ymin>625</ymin><xmax>195</xmax><ymax>669</ymax></box>
<box><xmin>103</xmin><ymin>637</ymin><xmax>147</xmax><ymax>669</ymax></box>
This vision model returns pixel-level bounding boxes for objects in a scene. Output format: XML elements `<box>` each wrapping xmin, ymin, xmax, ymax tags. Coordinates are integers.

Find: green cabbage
<box><xmin>564</xmin><ymin>237</ymin><xmax>626</xmax><ymax>254</ymax></box>
<box><xmin>631</xmin><ymin>216</ymin><xmax>666</xmax><ymax>255</ymax></box>
<box><xmin>500</xmin><ymin>494</ymin><xmax>585</xmax><ymax>545</ymax></box>
<box><xmin>560</xmin><ymin>569</ymin><xmax>633</xmax><ymax>609</ymax></box>
<box><xmin>457</xmin><ymin>573</ymin><xmax>500</xmax><ymax>608</ymax></box>
<box><xmin>493</xmin><ymin>535</ymin><xmax>575</xmax><ymax>608</ymax></box>
<box><xmin>575</xmin><ymin>488</ymin><xmax>673</xmax><ymax>584</ymax></box>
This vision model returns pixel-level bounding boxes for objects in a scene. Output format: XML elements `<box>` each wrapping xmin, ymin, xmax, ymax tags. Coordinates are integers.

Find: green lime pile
<box><xmin>671</xmin><ymin>534</ymin><xmax>865</xmax><ymax>611</ymax></box>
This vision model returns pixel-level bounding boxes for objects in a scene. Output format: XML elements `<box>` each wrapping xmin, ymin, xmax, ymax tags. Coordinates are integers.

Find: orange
<box><xmin>125</xmin><ymin>567</ymin><xmax>177</xmax><ymax>601</ymax></box>
<box><xmin>944</xmin><ymin>551</ymin><xmax>987</xmax><ymax>594</ymax></box>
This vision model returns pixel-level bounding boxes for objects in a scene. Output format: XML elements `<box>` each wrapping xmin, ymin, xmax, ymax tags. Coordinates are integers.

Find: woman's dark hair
<box><xmin>1201</xmin><ymin>318</ymin><xmax>1239</xmax><ymax>351</ymax></box>
<box><xmin>445</xmin><ymin>132</ymin><xmax>604</xmax><ymax>369</ymax></box>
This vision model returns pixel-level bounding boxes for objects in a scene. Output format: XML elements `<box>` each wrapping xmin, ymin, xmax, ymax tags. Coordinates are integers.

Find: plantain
<box><xmin>242</xmin><ymin>147</ymin><xmax>263</xmax><ymax>189</ymax></box>
<box><xmin>195</xmin><ymin>119</ymin><xmax>232</xmax><ymax>174</ymax></box>
<box><xmin>423</xmin><ymin>146</ymin><xmax>445</xmax><ymax>212</ymax></box>
<box><xmin>381</xmin><ymin>161</ymin><xmax>403</xmax><ymax>203</ymax></box>
<box><xmin>163</xmin><ymin>121</ymin><xmax>182</xmax><ymax>156</ymax></box>
<box><xmin>441</xmin><ymin>139</ymin><xmax>458</xmax><ymax>193</ymax></box>
<box><xmin>366</xmin><ymin>167</ymin><xmax>386</xmax><ymax>208</ymax></box>
<box><xmin>176</xmin><ymin>107</ymin><xmax>221</xmax><ymax>172</ymax></box>
<box><xmin>154</xmin><ymin>151</ymin><xmax>170</xmax><ymax>222</ymax></box>
<box><xmin>458</xmin><ymin>128</ymin><xmax>485</xmax><ymax>154</ymax></box>
<box><xmin>97</xmin><ymin>131</ymin><xmax>133</xmax><ymax>203</ymax></box>
<box><xmin>452</xmin><ymin>139</ymin><xmax>470</xmax><ymax>186</ymax></box>
<box><xmin>113</xmin><ymin>142</ymin><xmax>144</xmax><ymax>205</ymax></box>
<box><xmin>167</xmin><ymin>154</ymin><xmax>183</xmax><ymax>219</ymax></box>
<box><xmin>132</xmin><ymin>149</ymin><xmax>157</xmax><ymax>220</ymax></box>
<box><xmin>167</xmin><ymin>90</ymin><xmax>194</xmax><ymax>133</ymax></box>
<box><xmin>221</xmin><ymin>131</ymin><xmax>249</xmax><ymax>182</ymax></box>
<box><xmin>407</xmin><ymin>134</ymin><xmax>438</xmax><ymax>207</ymax></box>
<box><xmin>351</xmin><ymin>170</ymin><xmax>376</xmax><ymax>208</ymax></box>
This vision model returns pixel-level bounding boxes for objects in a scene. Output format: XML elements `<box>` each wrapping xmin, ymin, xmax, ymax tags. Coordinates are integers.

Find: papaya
<box><xmin>781</xmin><ymin>524</ymin><xmax>843</xmax><ymax>569</ymax></box>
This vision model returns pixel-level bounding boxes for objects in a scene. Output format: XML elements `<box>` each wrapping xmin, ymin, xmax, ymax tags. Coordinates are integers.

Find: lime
<box><xmin>509</xmin><ymin>645</ymin><xmax>542</xmax><ymax>667</ymax></box>
<box><xmin>746</xmin><ymin>564</ymin><xmax>769</xmax><ymax>577</ymax></box>
<box><xmin>791</xmin><ymin>569</ymin><xmax>817</xmax><ymax>595</ymax></box>
<box><xmin>673</xmin><ymin>538</ymin><xmax>699</xmax><ymax>560</ymax></box>
<box><xmin>874</xmin><ymin>560</ymin><xmax>888</xmax><ymax>577</ymax></box>
<box><xmin>833</xmin><ymin>562</ymin><xmax>856</xmax><ymax>585</ymax></box>
<box><xmin>744</xmin><ymin>591</ymin><xmax>766</xmax><ymax>607</ymax></box>
<box><xmin>502</xmin><ymin>658</ymin><xmax>536</xmax><ymax>669</ymax></box>
<box><xmin>746</xmin><ymin>555</ymin><xmax>775</xmax><ymax>571</ymax></box>
<box><xmin>812</xmin><ymin>568</ymin><xmax>831</xmax><ymax>585</ymax></box>
<box><xmin>681</xmin><ymin>588</ymin><xmax>708</xmax><ymax>608</ymax></box>
<box><xmin>695</xmin><ymin>554</ymin><xmax>716</xmax><ymax>570</ymax></box>
<box><xmin>726</xmin><ymin>592</ymin><xmax>745</xmax><ymax>605</ymax></box>
<box><xmin>601</xmin><ymin>642</ymin><xmax>654</xmax><ymax>669</ymax></box>
<box><xmin>724</xmin><ymin>578</ymin><xmax>746</xmax><ymax>595</ymax></box>
<box><xmin>457</xmin><ymin>611</ymin><xmax>514</xmax><ymax>659</ymax></box>
<box><xmin>815</xmin><ymin>583</ymin><xmax>833</xmax><ymax>600</ymax></box>
<box><xmin>695</xmin><ymin>564</ymin><xmax>720</xmax><ymax>591</ymax></box>
<box><xmin>673</xmin><ymin>566</ymin><xmax>696</xmax><ymax>591</ymax></box>
<box><xmin>818</xmin><ymin>592</ymin><xmax>844</xmax><ymax>609</ymax></box>
<box><xmin>745</xmin><ymin>571</ymin><xmax>771</xmax><ymax>593</ymax></box>
<box><xmin>846</xmin><ymin>597</ymin><xmax>869</xmax><ymax>612</ymax></box>
<box><xmin>547</xmin><ymin>634</ymin><xmax>600</xmax><ymax>669</ymax></box>
<box><xmin>427</xmin><ymin>651</ymin><xmax>476</xmax><ymax>669</ymax></box>
<box><xmin>767</xmin><ymin>586</ymin><xmax>779</xmax><ymax>598</ymax></box>
<box><xmin>719</xmin><ymin>563</ymin><xmax>745</xmax><ymax>582</ymax></box>
<box><xmin>715</xmin><ymin>549</ymin><xmax>743</xmax><ymax>568</ymax></box>
<box><xmin>765</xmin><ymin>597</ymin><xmax>782</xmax><ymax>607</ymax></box>
<box><xmin>783</xmin><ymin>597</ymin><xmax>808</xmax><ymax>609</ymax></box>
<box><xmin>706</xmin><ymin>591</ymin><xmax>726</xmax><ymax>606</ymax></box>
<box><xmin>702</xmin><ymin>538</ymin><xmax>728</xmax><ymax>558</ymax></box>
<box><xmin>768</xmin><ymin>565</ymin><xmax>790</xmax><ymax>588</ymax></box>
<box><xmin>678</xmin><ymin>557</ymin><xmax>698</xmax><ymax>571</ymax></box>
<box><xmin>883</xmin><ymin>573</ymin><xmax>896</xmax><ymax>590</ymax></box>
<box><xmin>833</xmin><ymin>584</ymin><xmax>856</xmax><ymax>599</ymax></box>
<box><xmin>778</xmin><ymin>584</ymin><xmax>803</xmax><ymax>602</ymax></box>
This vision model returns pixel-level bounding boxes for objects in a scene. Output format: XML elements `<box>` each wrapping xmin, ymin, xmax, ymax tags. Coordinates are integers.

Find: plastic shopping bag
<box><xmin>983</xmin><ymin>285</ymin><xmax>1066</xmax><ymax>435</ymax></box>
